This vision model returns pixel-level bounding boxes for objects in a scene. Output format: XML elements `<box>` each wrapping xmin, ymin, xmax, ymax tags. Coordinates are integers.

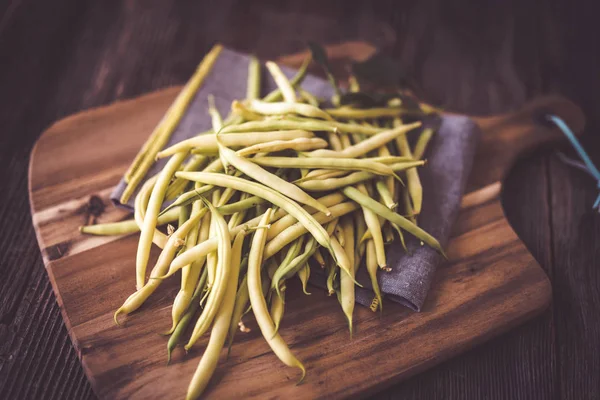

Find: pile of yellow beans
<box><xmin>80</xmin><ymin>44</ymin><xmax>443</xmax><ymax>399</ymax></box>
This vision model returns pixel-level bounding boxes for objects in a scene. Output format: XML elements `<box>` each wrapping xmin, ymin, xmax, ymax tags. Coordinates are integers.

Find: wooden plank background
<box><xmin>1</xmin><ymin>1</ymin><xmax>599</xmax><ymax>399</ymax></box>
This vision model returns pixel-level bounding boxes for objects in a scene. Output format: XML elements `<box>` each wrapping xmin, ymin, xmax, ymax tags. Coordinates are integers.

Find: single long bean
<box><xmin>247</xmin><ymin>56</ymin><xmax>261</xmax><ymax>100</ymax></box>
<box><xmin>122</xmin><ymin>45</ymin><xmax>223</xmax><ymax>203</ymax></box>
<box><xmin>306</xmin><ymin>121</ymin><xmax>421</xmax><ymax>159</ymax></box>
<box><xmin>270</xmin><ymin>289</ymin><xmax>285</xmax><ymax>334</ymax></box>
<box><xmin>231</xmin><ymin>100</ymin><xmax>266</xmax><ymax>121</ymax></box>
<box><xmin>296</xmin><ymin>169</ymin><xmax>347</xmax><ymax>182</ymax></box>
<box><xmin>134</xmin><ymin>175</ymin><xmax>168</xmax><ymax>248</ymax></box>
<box><xmin>136</xmin><ymin>152</ymin><xmax>187</xmax><ymax>289</ymax></box>
<box><xmin>413</xmin><ymin>127</ymin><xmax>435</xmax><ymax>160</ymax></box>
<box><xmin>80</xmin><ymin>207</ymin><xmax>179</xmax><ymax>236</ymax></box>
<box><xmin>207</xmin><ymin>95</ymin><xmax>223</xmax><ymax>131</ymax></box>
<box><xmin>357</xmin><ymin>184</ymin><xmax>386</xmax><ymax>269</ymax></box>
<box><xmin>324</xmin><ymin>106</ymin><xmax>422</xmax><ymax>119</ymax></box>
<box><xmin>226</xmin><ymin>274</ymin><xmax>249</xmax><ymax>354</ymax></box>
<box><xmin>265</xmin><ymin>61</ymin><xmax>296</xmax><ymax>103</ymax></box>
<box><xmin>297</xmin><ymin>264</ymin><xmax>311</xmax><ymax>295</ymax></box>
<box><xmin>263</xmin><ymin>54</ymin><xmax>311</xmax><ymax>102</ymax></box>
<box><xmin>395</xmin><ymin>120</ymin><xmax>423</xmax><ymax>214</ymax></box>
<box><xmin>247</xmin><ymin>99</ymin><xmax>333</xmax><ymax>121</ymax></box>
<box><xmin>185</xmin><ymin>200</ymin><xmax>233</xmax><ymax>349</ymax></box>
<box><xmin>185</xmin><ymin>230</ymin><xmax>243</xmax><ymax>400</ymax></box>
<box><xmin>378</xmin><ymin>144</ymin><xmax>395</xmax><ymax>204</ymax></box>
<box><xmin>327</xmin><ymin>132</ymin><xmax>343</xmax><ymax>151</ymax></box>
<box><xmin>375</xmin><ymin>180</ymin><xmax>397</xmax><ymax>210</ymax></box>
<box><xmin>157</xmin><ymin>130</ymin><xmax>314</xmax><ymax>158</ymax></box>
<box><xmin>238</xmin><ymin>137</ymin><xmax>327</xmax><ymax>156</ymax></box>
<box><xmin>246</xmin><ymin>208</ymin><xmax>305</xmax><ymax>381</ymax></box>
<box><xmin>285</xmin><ymin>115</ymin><xmax>384</xmax><ymax>136</ymax></box>
<box><xmin>220</xmin><ymin>118</ymin><xmax>337</xmax><ymax>134</ymax></box>
<box><xmin>252</xmin><ymin>156</ymin><xmax>397</xmax><ymax>178</ymax></box>
<box><xmin>331</xmin><ymin>234</ymin><xmax>354</xmax><ymax>335</ymax></box>
<box><xmin>326</xmin><ymin>264</ymin><xmax>337</xmax><ymax>295</ymax></box>
<box><xmin>366</xmin><ymin>239</ymin><xmax>383</xmax><ymax>312</ymax></box>
<box><xmin>297</xmin><ymin>161</ymin><xmax>424</xmax><ymax>191</ymax></box>
<box><xmin>354</xmin><ymin>212</ymin><xmax>367</xmax><ymax>272</ymax></box>
<box><xmin>313</xmin><ymin>248</ymin><xmax>326</xmax><ymax>267</ymax></box>
<box><xmin>217</xmin><ymin>195</ymin><xmax>266</xmax><ymax>215</ymax></box>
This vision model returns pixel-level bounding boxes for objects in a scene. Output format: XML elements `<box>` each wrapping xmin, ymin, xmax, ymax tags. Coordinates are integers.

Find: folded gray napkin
<box><xmin>111</xmin><ymin>48</ymin><xmax>479</xmax><ymax>312</ymax></box>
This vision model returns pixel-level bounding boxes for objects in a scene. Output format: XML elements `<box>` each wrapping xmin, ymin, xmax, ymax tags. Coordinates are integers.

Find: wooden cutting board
<box><xmin>28</xmin><ymin>46</ymin><xmax>584</xmax><ymax>399</ymax></box>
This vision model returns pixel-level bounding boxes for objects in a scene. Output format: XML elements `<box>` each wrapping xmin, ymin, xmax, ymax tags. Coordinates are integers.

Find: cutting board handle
<box><xmin>466</xmin><ymin>95</ymin><xmax>585</xmax><ymax>190</ymax></box>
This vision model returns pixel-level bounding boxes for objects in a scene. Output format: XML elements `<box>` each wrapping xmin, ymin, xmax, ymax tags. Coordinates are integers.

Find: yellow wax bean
<box><xmin>306</xmin><ymin>121</ymin><xmax>421</xmax><ymax>159</ymax></box>
<box><xmin>247</xmin><ymin>99</ymin><xmax>333</xmax><ymax>120</ymax></box>
<box><xmin>246</xmin><ymin>209</ymin><xmax>306</xmax><ymax>382</ymax></box>
<box><xmin>265</xmin><ymin>61</ymin><xmax>296</xmax><ymax>103</ymax></box>
<box><xmin>157</xmin><ymin>130</ymin><xmax>314</xmax><ymax>158</ymax></box>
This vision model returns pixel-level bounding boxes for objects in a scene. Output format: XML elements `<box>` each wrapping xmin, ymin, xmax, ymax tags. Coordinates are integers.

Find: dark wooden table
<box><xmin>1</xmin><ymin>1</ymin><xmax>599</xmax><ymax>399</ymax></box>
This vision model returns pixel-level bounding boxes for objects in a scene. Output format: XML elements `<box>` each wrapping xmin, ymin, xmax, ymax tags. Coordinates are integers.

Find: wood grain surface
<box><xmin>2</xmin><ymin>1</ymin><xmax>600</xmax><ymax>399</ymax></box>
<box><xmin>28</xmin><ymin>61</ymin><xmax>583</xmax><ymax>398</ymax></box>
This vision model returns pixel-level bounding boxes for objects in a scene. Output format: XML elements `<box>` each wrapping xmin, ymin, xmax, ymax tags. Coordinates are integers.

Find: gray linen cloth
<box><xmin>111</xmin><ymin>48</ymin><xmax>479</xmax><ymax>312</ymax></box>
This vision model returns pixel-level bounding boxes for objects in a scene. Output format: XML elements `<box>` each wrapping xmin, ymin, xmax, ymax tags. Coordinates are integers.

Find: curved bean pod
<box><xmin>122</xmin><ymin>44</ymin><xmax>223</xmax><ymax>202</ymax></box>
<box><xmin>157</xmin><ymin>130</ymin><xmax>314</xmax><ymax>158</ymax></box>
<box><xmin>284</xmin><ymin>115</ymin><xmax>384</xmax><ymax>136</ymax></box>
<box><xmin>336</xmin><ymin>227</ymin><xmax>355</xmax><ymax>336</ymax></box>
<box><xmin>237</xmin><ymin>137</ymin><xmax>327</xmax><ymax>156</ymax></box>
<box><xmin>296</xmin><ymin>161</ymin><xmax>424</xmax><ymax>191</ymax></box>
<box><xmin>324</xmin><ymin>106</ymin><xmax>422</xmax><ymax>119</ymax></box>
<box><xmin>185</xmin><ymin>200</ymin><xmax>233</xmax><ymax>350</ymax></box>
<box><xmin>297</xmin><ymin>264</ymin><xmax>311</xmax><ymax>295</ymax></box>
<box><xmin>366</xmin><ymin>239</ymin><xmax>383</xmax><ymax>312</ymax></box>
<box><xmin>79</xmin><ymin>207</ymin><xmax>179</xmax><ymax>236</ymax></box>
<box><xmin>252</xmin><ymin>156</ymin><xmax>397</xmax><ymax>178</ymax></box>
<box><xmin>265</xmin><ymin>61</ymin><xmax>296</xmax><ymax>103</ymax></box>
<box><xmin>306</xmin><ymin>121</ymin><xmax>421</xmax><ymax>159</ymax></box>
<box><xmin>220</xmin><ymin>119</ymin><xmax>336</xmax><ymax>134</ymax></box>
<box><xmin>134</xmin><ymin>175</ymin><xmax>168</xmax><ymax>249</ymax></box>
<box><xmin>270</xmin><ymin>289</ymin><xmax>285</xmax><ymax>334</ymax></box>
<box><xmin>246</xmin><ymin>209</ymin><xmax>306</xmax><ymax>382</ymax></box>
<box><xmin>263</xmin><ymin>54</ymin><xmax>311</xmax><ymax>102</ymax></box>
<box><xmin>136</xmin><ymin>152</ymin><xmax>187</xmax><ymax>289</ymax></box>
<box><xmin>246</xmin><ymin>56</ymin><xmax>261</xmax><ymax>100</ymax></box>
<box><xmin>247</xmin><ymin>99</ymin><xmax>333</xmax><ymax>120</ymax></box>
<box><xmin>185</xmin><ymin>230</ymin><xmax>244</xmax><ymax>400</ymax></box>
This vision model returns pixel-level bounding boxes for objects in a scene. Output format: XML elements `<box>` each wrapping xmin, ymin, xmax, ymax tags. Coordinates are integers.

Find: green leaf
<box><xmin>352</xmin><ymin>52</ymin><xmax>409</xmax><ymax>88</ymax></box>
<box><xmin>307</xmin><ymin>41</ymin><xmax>340</xmax><ymax>96</ymax></box>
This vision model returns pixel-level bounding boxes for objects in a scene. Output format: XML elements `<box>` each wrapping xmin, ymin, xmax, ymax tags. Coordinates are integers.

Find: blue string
<box><xmin>547</xmin><ymin>114</ymin><xmax>600</xmax><ymax>211</ymax></box>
